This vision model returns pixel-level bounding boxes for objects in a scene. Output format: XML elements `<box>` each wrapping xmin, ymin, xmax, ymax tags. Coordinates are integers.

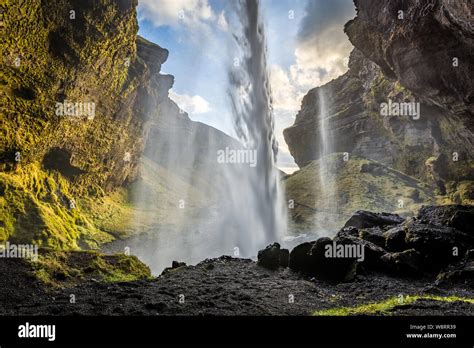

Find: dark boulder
<box><xmin>288</xmin><ymin>206</ymin><xmax>474</xmax><ymax>280</ymax></box>
<box><xmin>288</xmin><ymin>241</ymin><xmax>315</xmax><ymax>274</ymax></box>
<box><xmin>172</xmin><ymin>261</ymin><xmax>186</xmax><ymax>268</ymax></box>
<box><xmin>466</xmin><ymin>249</ymin><xmax>474</xmax><ymax>260</ymax></box>
<box><xmin>289</xmin><ymin>237</ymin><xmax>358</xmax><ymax>282</ymax></box>
<box><xmin>335</xmin><ymin>228</ymin><xmax>387</xmax><ymax>271</ymax></box>
<box><xmin>417</xmin><ymin>205</ymin><xmax>474</xmax><ymax>235</ymax></box>
<box><xmin>279</xmin><ymin>248</ymin><xmax>290</xmax><ymax>268</ymax></box>
<box><xmin>359</xmin><ymin>226</ymin><xmax>386</xmax><ymax>248</ymax></box>
<box><xmin>311</xmin><ymin>238</ymin><xmax>358</xmax><ymax>282</ymax></box>
<box><xmin>380</xmin><ymin>249</ymin><xmax>424</xmax><ymax>277</ymax></box>
<box><xmin>383</xmin><ymin>225</ymin><xmax>408</xmax><ymax>252</ymax></box>
<box><xmin>257</xmin><ymin>243</ymin><xmax>289</xmax><ymax>270</ymax></box>
<box><xmin>343</xmin><ymin>210</ymin><xmax>404</xmax><ymax>229</ymax></box>
<box><xmin>257</xmin><ymin>243</ymin><xmax>280</xmax><ymax>270</ymax></box>
<box><xmin>161</xmin><ymin>260</ymin><xmax>187</xmax><ymax>275</ymax></box>
<box><xmin>403</xmin><ymin>220</ymin><xmax>474</xmax><ymax>270</ymax></box>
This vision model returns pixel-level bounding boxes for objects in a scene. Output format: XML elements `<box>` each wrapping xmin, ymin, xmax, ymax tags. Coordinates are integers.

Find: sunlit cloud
<box><xmin>269</xmin><ymin>0</ymin><xmax>355</xmax><ymax>115</ymax></box>
<box><xmin>169</xmin><ymin>90</ymin><xmax>212</xmax><ymax>115</ymax></box>
<box><xmin>270</xmin><ymin>64</ymin><xmax>304</xmax><ymax>113</ymax></box>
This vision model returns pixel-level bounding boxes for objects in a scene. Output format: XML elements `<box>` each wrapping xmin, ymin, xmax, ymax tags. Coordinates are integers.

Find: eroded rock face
<box><xmin>284</xmin><ymin>0</ymin><xmax>473</xmax><ymax>194</ymax></box>
<box><xmin>1</xmin><ymin>0</ymin><xmax>234</xmax><ymax>192</ymax></box>
<box><xmin>345</xmin><ymin>0</ymin><xmax>474</xmax><ymax>116</ymax></box>
<box><xmin>2</xmin><ymin>0</ymin><xmax>142</xmax><ymax>188</ymax></box>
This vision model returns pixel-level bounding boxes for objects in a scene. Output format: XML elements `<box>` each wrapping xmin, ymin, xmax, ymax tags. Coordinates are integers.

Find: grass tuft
<box><xmin>313</xmin><ymin>295</ymin><xmax>474</xmax><ymax>316</ymax></box>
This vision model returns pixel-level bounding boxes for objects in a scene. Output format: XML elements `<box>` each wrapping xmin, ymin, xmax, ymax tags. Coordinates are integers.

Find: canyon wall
<box><xmin>0</xmin><ymin>0</ymin><xmax>233</xmax><ymax>248</ymax></box>
<box><xmin>284</xmin><ymin>0</ymin><xmax>473</xmax><ymax>204</ymax></box>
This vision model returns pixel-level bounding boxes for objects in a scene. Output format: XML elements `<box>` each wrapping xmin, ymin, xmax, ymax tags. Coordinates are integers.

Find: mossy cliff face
<box><xmin>1</xmin><ymin>0</ymin><xmax>144</xmax><ymax>247</ymax></box>
<box><xmin>284</xmin><ymin>153</ymin><xmax>435</xmax><ymax>234</ymax></box>
<box><xmin>1</xmin><ymin>0</ymin><xmax>149</xmax><ymax>191</ymax></box>
<box><xmin>284</xmin><ymin>0</ymin><xmax>473</xmax><ymax>212</ymax></box>
<box><xmin>0</xmin><ymin>0</ymin><xmax>227</xmax><ymax>248</ymax></box>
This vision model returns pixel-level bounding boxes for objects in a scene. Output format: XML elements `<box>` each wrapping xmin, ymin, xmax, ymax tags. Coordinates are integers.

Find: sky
<box><xmin>137</xmin><ymin>0</ymin><xmax>356</xmax><ymax>173</ymax></box>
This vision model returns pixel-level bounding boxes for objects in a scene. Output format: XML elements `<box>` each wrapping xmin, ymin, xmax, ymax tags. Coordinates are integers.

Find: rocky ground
<box><xmin>0</xmin><ymin>205</ymin><xmax>472</xmax><ymax>316</ymax></box>
<box><xmin>0</xmin><ymin>255</ymin><xmax>472</xmax><ymax>316</ymax></box>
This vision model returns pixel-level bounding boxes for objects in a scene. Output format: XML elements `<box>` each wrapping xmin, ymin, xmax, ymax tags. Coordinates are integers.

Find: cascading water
<box><xmin>315</xmin><ymin>87</ymin><xmax>337</xmax><ymax>234</ymax></box>
<box><xmin>318</xmin><ymin>88</ymin><xmax>332</xmax><ymax>191</ymax></box>
<box><xmin>126</xmin><ymin>0</ymin><xmax>286</xmax><ymax>274</ymax></box>
<box><xmin>225</xmin><ymin>0</ymin><xmax>287</xmax><ymax>255</ymax></box>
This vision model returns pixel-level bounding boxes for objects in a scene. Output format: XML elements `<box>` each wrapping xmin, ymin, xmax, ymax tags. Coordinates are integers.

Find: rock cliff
<box><xmin>0</xmin><ymin>0</ymin><xmax>234</xmax><ymax>248</ymax></box>
<box><xmin>284</xmin><ymin>0</ymin><xmax>473</xmax><ymax>220</ymax></box>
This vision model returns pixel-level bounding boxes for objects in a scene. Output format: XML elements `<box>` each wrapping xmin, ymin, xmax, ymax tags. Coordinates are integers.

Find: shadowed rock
<box><xmin>288</xmin><ymin>237</ymin><xmax>357</xmax><ymax>282</ymax></box>
<box><xmin>257</xmin><ymin>243</ymin><xmax>289</xmax><ymax>270</ymax></box>
<box><xmin>286</xmin><ymin>205</ymin><xmax>474</xmax><ymax>280</ymax></box>
<box><xmin>417</xmin><ymin>205</ymin><xmax>474</xmax><ymax>235</ymax></box>
<box><xmin>381</xmin><ymin>249</ymin><xmax>424</xmax><ymax>277</ymax></box>
<box><xmin>343</xmin><ymin>210</ymin><xmax>404</xmax><ymax>229</ymax></box>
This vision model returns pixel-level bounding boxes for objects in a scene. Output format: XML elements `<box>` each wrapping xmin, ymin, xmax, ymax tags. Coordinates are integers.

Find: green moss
<box><xmin>0</xmin><ymin>162</ymin><xmax>117</xmax><ymax>248</ymax></box>
<box><xmin>1</xmin><ymin>0</ymin><xmax>141</xmax><ymax>192</ymax></box>
<box><xmin>313</xmin><ymin>295</ymin><xmax>474</xmax><ymax>316</ymax></box>
<box><xmin>30</xmin><ymin>250</ymin><xmax>151</xmax><ymax>288</ymax></box>
<box><xmin>0</xmin><ymin>154</ymin><xmax>212</xmax><ymax>249</ymax></box>
<box><xmin>1</xmin><ymin>0</ymin><xmax>200</xmax><ymax>251</ymax></box>
<box><xmin>369</xmin><ymin>73</ymin><xmax>393</xmax><ymax>103</ymax></box>
<box><xmin>91</xmin><ymin>253</ymin><xmax>152</xmax><ymax>283</ymax></box>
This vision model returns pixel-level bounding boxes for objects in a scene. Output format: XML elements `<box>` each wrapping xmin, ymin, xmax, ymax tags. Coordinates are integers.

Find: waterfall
<box><xmin>318</xmin><ymin>87</ymin><xmax>332</xmax><ymax>177</ymax></box>
<box><xmin>126</xmin><ymin>0</ymin><xmax>286</xmax><ymax>274</ymax></box>
<box><xmin>316</xmin><ymin>87</ymin><xmax>337</xmax><ymax>234</ymax></box>
<box><xmin>225</xmin><ymin>0</ymin><xmax>287</xmax><ymax>254</ymax></box>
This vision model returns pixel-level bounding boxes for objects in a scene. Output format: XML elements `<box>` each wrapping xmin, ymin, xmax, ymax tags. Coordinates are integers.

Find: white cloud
<box><xmin>268</xmin><ymin>65</ymin><xmax>303</xmax><ymax>169</ymax></box>
<box><xmin>269</xmin><ymin>2</ymin><xmax>354</xmax><ymax>115</ymax></box>
<box><xmin>138</xmin><ymin>0</ymin><xmax>217</xmax><ymax>29</ymax></box>
<box><xmin>268</xmin><ymin>2</ymin><xmax>354</xmax><ymax>172</ymax></box>
<box><xmin>290</xmin><ymin>26</ymin><xmax>353</xmax><ymax>91</ymax></box>
<box><xmin>270</xmin><ymin>65</ymin><xmax>302</xmax><ymax>113</ymax></box>
<box><xmin>169</xmin><ymin>90</ymin><xmax>212</xmax><ymax>115</ymax></box>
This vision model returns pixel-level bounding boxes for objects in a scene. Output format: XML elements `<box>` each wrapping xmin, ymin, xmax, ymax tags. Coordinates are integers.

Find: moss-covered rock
<box><xmin>30</xmin><ymin>249</ymin><xmax>151</xmax><ymax>288</ymax></box>
<box><xmin>0</xmin><ymin>0</ymin><xmax>230</xmax><ymax>250</ymax></box>
<box><xmin>0</xmin><ymin>0</ymin><xmax>146</xmax><ymax>247</ymax></box>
